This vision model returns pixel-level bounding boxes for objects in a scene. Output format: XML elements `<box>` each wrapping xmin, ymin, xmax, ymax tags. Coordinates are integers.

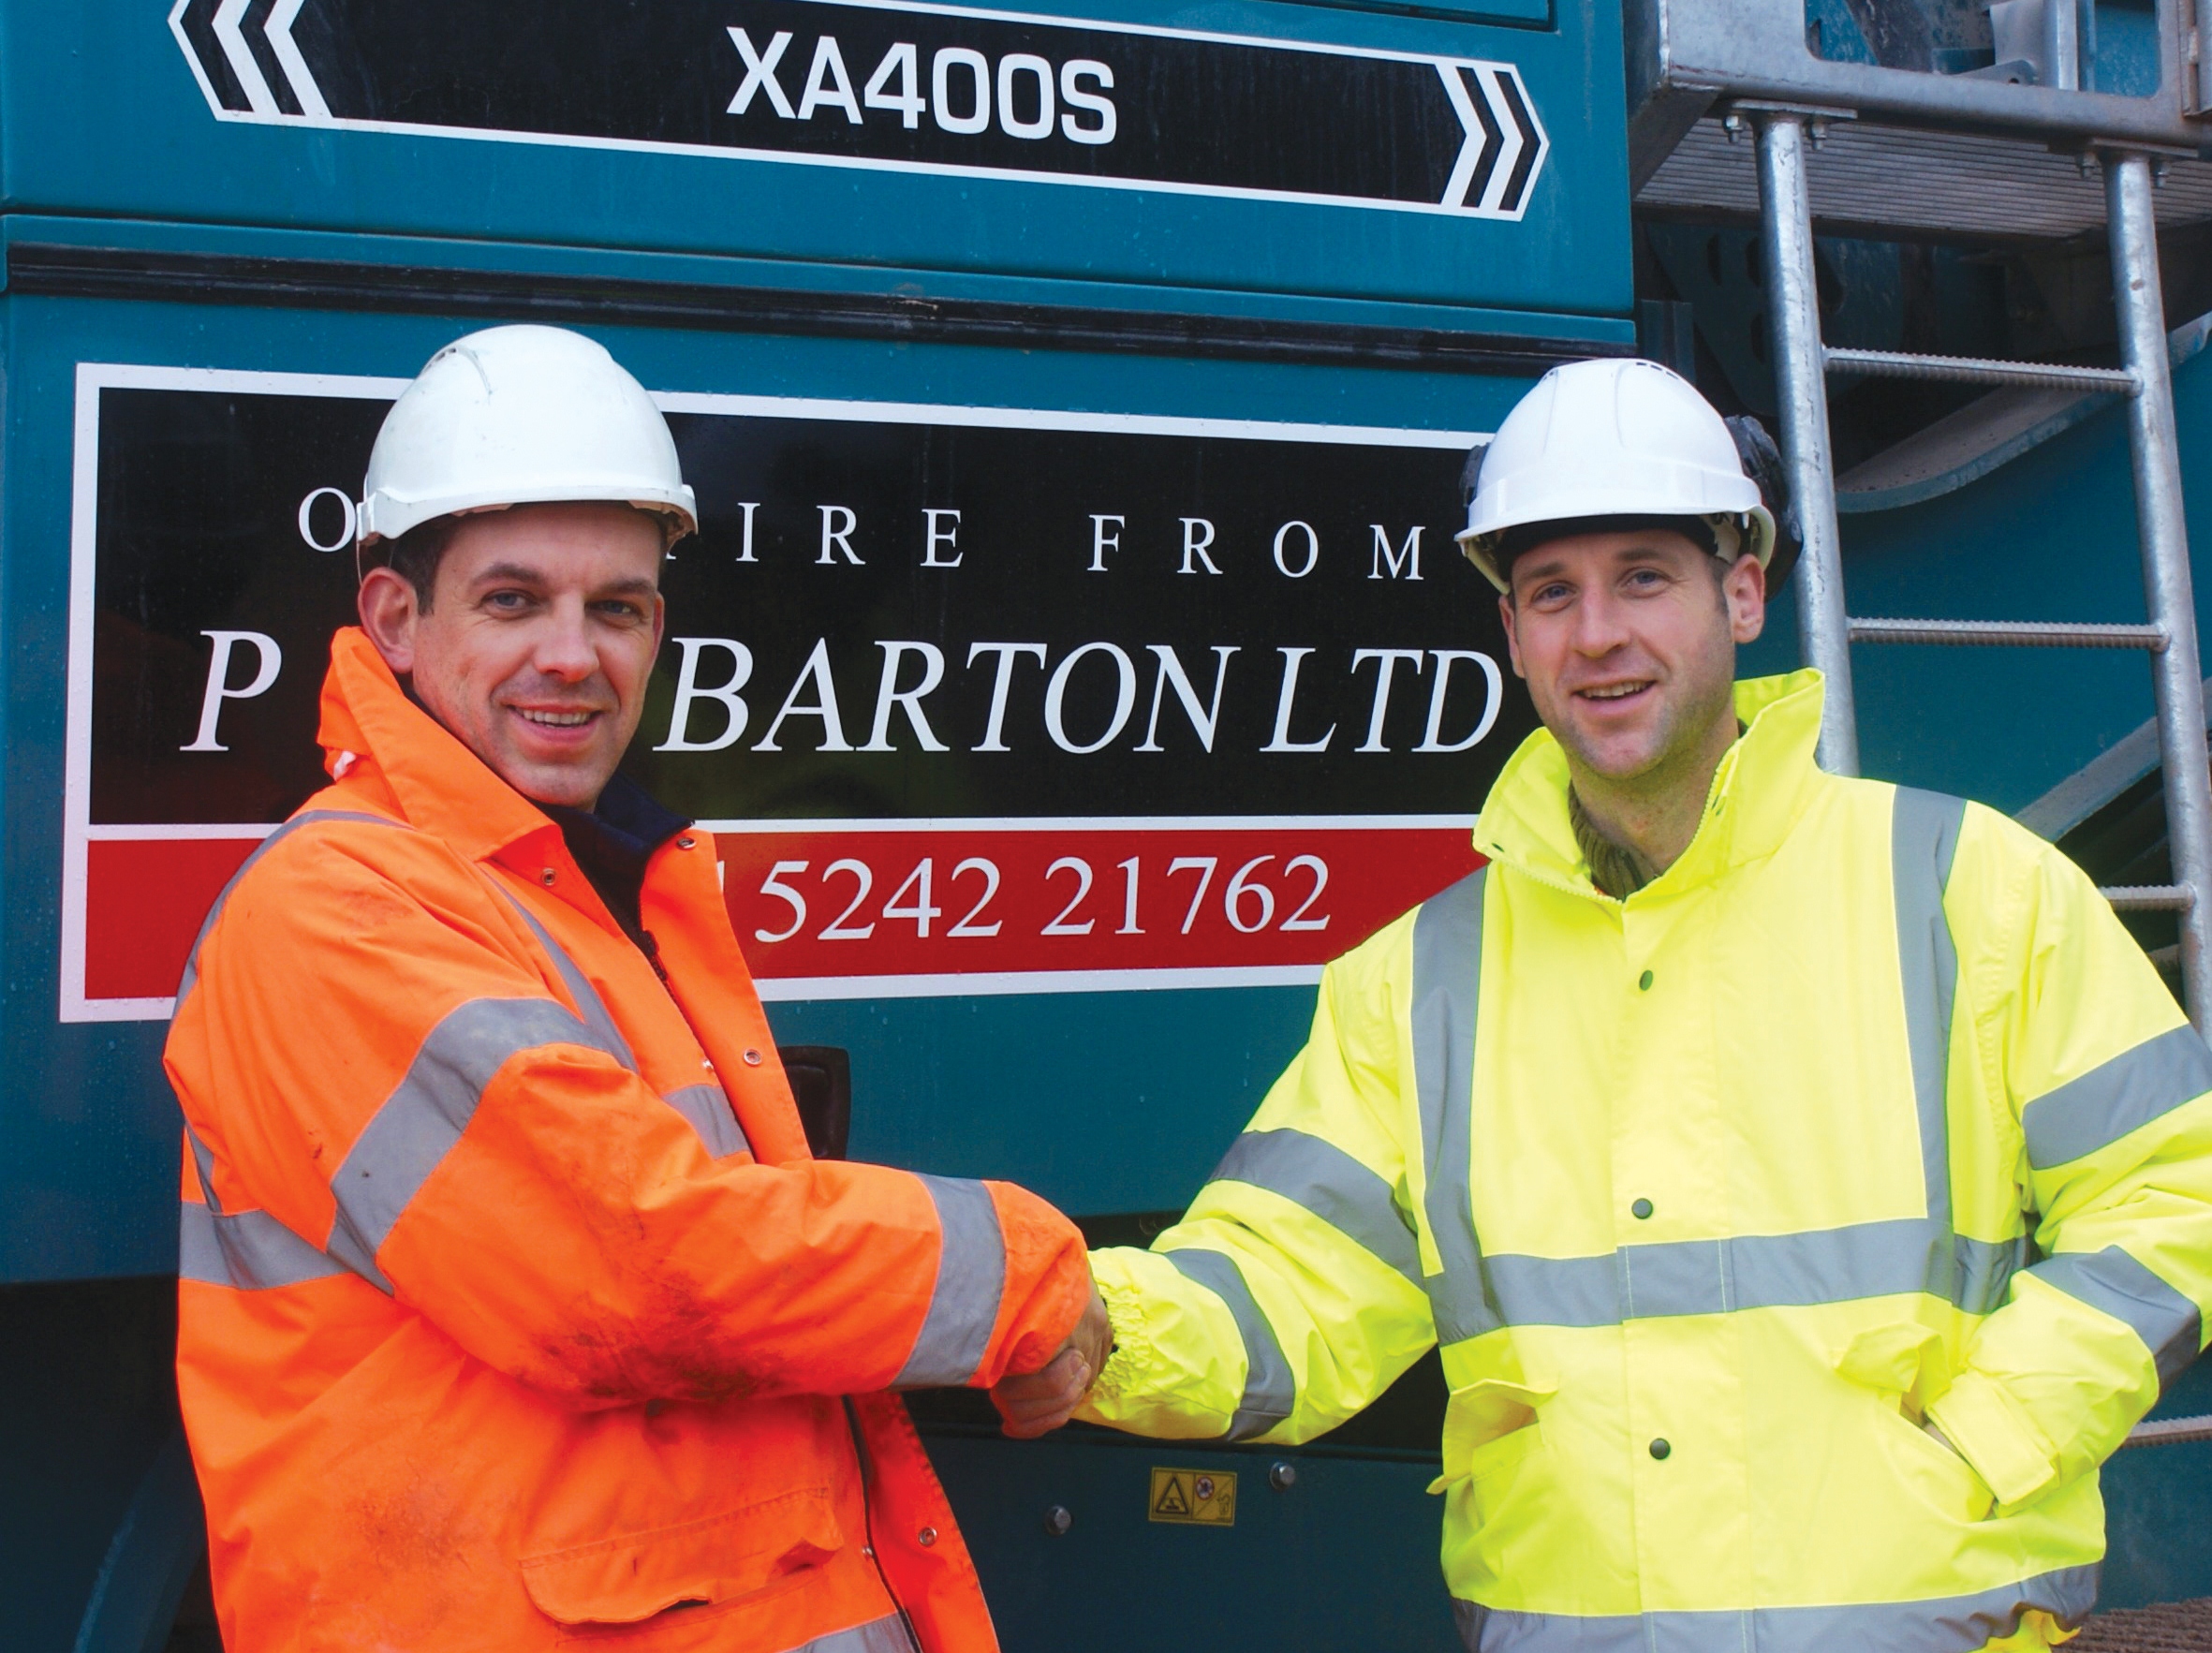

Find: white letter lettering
<box><xmin>1178</xmin><ymin>517</ymin><xmax>1221</xmax><ymax>576</ymax></box>
<box><xmin>183</xmin><ymin>630</ymin><xmax>283</xmax><ymax>752</ymax></box>
<box><xmin>1260</xmin><ymin>646</ymin><xmax>1335</xmax><ymax>753</ymax></box>
<box><xmin>932</xmin><ymin>47</ymin><xmax>990</xmax><ymax>133</ymax></box>
<box><xmin>1044</xmin><ymin>642</ymin><xmax>1138</xmax><ymax>754</ymax></box>
<box><xmin>799</xmin><ymin>36</ymin><xmax>863</xmax><ymax>122</ymax></box>
<box><xmin>1415</xmin><ymin>650</ymin><xmax>1503</xmax><ymax>753</ymax></box>
<box><xmin>1060</xmin><ymin>60</ymin><xmax>1116</xmax><ymax>143</ymax></box>
<box><xmin>656</xmin><ymin>638</ymin><xmax>755</xmax><ymax>752</ymax></box>
<box><xmin>862</xmin><ymin>642</ymin><xmax>951</xmax><ymax>752</ymax></box>
<box><xmin>727</xmin><ymin>28</ymin><xmax>797</xmax><ymax>116</ymax></box>
<box><xmin>753</xmin><ymin>639</ymin><xmax>853</xmax><ymax>752</ymax></box>
<box><xmin>1136</xmin><ymin>644</ymin><xmax>1237</xmax><ymax>753</ymax></box>
<box><xmin>817</xmin><ymin>504</ymin><xmax>863</xmax><ymax>565</ymax></box>
<box><xmin>922</xmin><ymin>508</ymin><xmax>963</xmax><ymax>568</ymax></box>
<box><xmin>1369</xmin><ymin>524</ymin><xmax>1424</xmax><ymax>581</ymax></box>
<box><xmin>863</xmin><ymin>42</ymin><xmax>926</xmax><ymax>126</ymax></box>
<box><xmin>1349</xmin><ymin>647</ymin><xmax>1425</xmax><ymax>753</ymax></box>
<box><xmin>966</xmin><ymin>642</ymin><xmax>1047</xmax><ymax>751</ymax></box>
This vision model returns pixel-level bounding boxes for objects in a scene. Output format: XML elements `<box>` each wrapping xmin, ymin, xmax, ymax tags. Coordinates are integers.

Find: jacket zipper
<box><xmin>841</xmin><ymin>1398</ymin><xmax>925</xmax><ymax>1653</ymax></box>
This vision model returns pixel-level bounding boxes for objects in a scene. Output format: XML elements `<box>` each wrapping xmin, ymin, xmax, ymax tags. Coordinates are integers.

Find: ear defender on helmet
<box><xmin>1724</xmin><ymin>414</ymin><xmax>1800</xmax><ymax>595</ymax></box>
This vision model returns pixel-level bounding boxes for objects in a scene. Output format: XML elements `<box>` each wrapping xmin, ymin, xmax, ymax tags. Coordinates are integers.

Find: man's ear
<box><xmin>1499</xmin><ymin>591</ymin><xmax>1527</xmax><ymax>680</ymax></box>
<box><xmin>358</xmin><ymin>566</ymin><xmax>421</xmax><ymax>675</ymax></box>
<box><xmin>1724</xmin><ymin>553</ymin><xmax>1766</xmax><ymax>646</ymax></box>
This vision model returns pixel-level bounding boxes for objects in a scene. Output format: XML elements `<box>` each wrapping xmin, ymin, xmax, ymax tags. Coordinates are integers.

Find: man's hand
<box><xmin>993</xmin><ymin>1284</ymin><xmax>1112</xmax><ymax>1439</ymax></box>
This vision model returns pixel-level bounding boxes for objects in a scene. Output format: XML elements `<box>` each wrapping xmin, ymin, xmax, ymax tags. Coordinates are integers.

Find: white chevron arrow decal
<box><xmin>268</xmin><ymin>0</ymin><xmax>332</xmax><ymax>119</ymax></box>
<box><xmin>210</xmin><ymin>0</ymin><xmax>278</xmax><ymax>116</ymax></box>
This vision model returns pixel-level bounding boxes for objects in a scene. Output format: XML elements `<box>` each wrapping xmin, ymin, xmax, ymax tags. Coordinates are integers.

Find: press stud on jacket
<box><xmin>167</xmin><ymin>627</ymin><xmax>1091</xmax><ymax>1652</ymax></box>
<box><xmin>1083</xmin><ymin>670</ymin><xmax>2212</xmax><ymax>1653</ymax></box>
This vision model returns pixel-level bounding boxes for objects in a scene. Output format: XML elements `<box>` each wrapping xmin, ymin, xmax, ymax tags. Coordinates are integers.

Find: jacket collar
<box><xmin>315</xmin><ymin>626</ymin><xmax>561</xmax><ymax>864</ymax></box>
<box><xmin>1473</xmin><ymin>670</ymin><xmax>1828</xmax><ymax>900</ymax></box>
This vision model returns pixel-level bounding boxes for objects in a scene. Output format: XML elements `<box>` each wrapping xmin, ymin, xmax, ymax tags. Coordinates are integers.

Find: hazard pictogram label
<box><xmin>1149</xmin><ymin>1467</ymin><xmax>1236</xmax><ymax>1526</ymax></box>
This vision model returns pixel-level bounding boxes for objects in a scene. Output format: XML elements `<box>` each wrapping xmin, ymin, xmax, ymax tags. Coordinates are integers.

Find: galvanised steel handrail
<box><xmin>1754</xmin><ymin>108</ymin><xmax>2212</xmax><ymax>1041</ymax></box>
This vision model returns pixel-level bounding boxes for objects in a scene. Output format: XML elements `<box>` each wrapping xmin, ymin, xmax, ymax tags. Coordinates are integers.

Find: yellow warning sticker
<box><xmin>1149</xmin><ymin>1467</ymin><xmax>1237</xmax><ymax>1526</ymax></box>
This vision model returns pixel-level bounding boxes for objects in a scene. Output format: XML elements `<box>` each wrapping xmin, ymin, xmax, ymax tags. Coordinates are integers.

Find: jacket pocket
<box><xmin>1429</xmin><ymin>1377</ymin><xmax>1556</xmax><ymax>1494</ymax></box>
<box><xmin>520</xmin><ymin>1488</ymin><xmax>842</xmax><ymax>1629</ymax></box>
<box><xmin>1832</xmin><ymin>1325</ymin><xmax>1995</xmax><ymax>1525</ymax></box>
<box><xmin>1879</xmin><ymin>1404</ymin><xmax>1998</xmax><ymax>1524</ymax></box>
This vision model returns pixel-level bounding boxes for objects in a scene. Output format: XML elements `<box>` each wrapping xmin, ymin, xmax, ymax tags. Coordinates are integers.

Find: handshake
<box><xmin>991</xmin><ymin>1280</ymin><xmax>1113</xmax><ymax>1439</ymax></box>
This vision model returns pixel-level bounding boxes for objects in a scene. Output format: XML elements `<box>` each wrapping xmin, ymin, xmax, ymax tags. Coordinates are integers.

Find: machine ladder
<box><xmin>1753</xmin><ymin>114</ymin><xmax>2212</xmax><ymax>1036</ymax></box>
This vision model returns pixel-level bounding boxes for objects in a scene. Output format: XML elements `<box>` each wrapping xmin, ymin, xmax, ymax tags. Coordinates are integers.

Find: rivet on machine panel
<box><xmin>1042</xmin><ymin>1505</ymin><xmax>1074</xmax><ymax>1536</ymax></box>
<box><xmin>1269</xmin><ymin>1461</ymin><xmax>1297</xmax><ymax>1491</ymax></box>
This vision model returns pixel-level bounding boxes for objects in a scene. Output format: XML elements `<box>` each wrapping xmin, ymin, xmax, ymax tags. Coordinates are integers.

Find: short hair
<box><xmin>374</xmin><ymin>516</ymin><xmax>462</xmax><ymax>612</ymax></box>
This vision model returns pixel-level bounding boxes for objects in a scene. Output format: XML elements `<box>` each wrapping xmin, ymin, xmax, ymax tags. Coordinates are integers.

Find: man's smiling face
<box><xmin>358</xmin><ymin>501</ymin><xmax>666</xmax><ymax>808</ymax></box>
<box><xmin>1499</xmin><ymin>526</ymin><xmax>1763</xmax><ymax>786</ymax></box>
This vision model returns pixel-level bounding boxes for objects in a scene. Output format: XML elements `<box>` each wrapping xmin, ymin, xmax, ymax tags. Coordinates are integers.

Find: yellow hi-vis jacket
<box><xmin>1083</xmin><ymin>670</ymin><xmax>2212</xmax><ymax>1652</ymax></box>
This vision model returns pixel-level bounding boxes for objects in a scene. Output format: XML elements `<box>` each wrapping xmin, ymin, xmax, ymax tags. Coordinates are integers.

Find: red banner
<box><xmin>81</xmin><ymin>817</ymin><xmax>1480</xmax><ymax>1009</ymax></box>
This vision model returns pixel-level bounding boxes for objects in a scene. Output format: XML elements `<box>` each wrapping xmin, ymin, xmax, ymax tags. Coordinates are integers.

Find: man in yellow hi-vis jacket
<box><xmin>995</xmin><ymin>359</ymin><xmax>2212</xmax><ymax>1651</ymax></box>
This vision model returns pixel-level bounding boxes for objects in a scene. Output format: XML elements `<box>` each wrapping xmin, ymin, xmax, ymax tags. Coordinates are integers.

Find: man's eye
<box><xmin>594</xmin><ymin>601</ymin><xmax>646</xmax><ymax>623</ymax></box>
<box><xmin>1534</xmin><ymin>583</ymin><xmax>1571</xmax><ymax>604</ymax></box>
<box><xmin>485</xmin><ymin>590</ymin><xmax>531</xmax><ymax>611</ymax></box>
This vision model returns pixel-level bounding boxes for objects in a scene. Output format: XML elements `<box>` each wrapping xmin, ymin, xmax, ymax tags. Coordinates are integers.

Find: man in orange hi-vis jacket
<box><xmin>165</xmin><ymin>324</ymin><xmax>1113</xmax><ymax>1652</ymax></box>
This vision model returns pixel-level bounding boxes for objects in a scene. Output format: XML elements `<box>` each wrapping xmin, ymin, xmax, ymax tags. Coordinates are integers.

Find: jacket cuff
<box><xmin>1074</xmin><ymin>1253</ymin><xmax>1239</xmax><ymax>1439</ymax></box>
<box><xmin>1082</xmin><ymin>1271</ymin><xmax>1158</xmax><ymax>1416</ymax></box>
<box><xmin>1926</xmin><ymin>1369</ymin><xmax>2059</xmax><ymax>1510</ymax></box>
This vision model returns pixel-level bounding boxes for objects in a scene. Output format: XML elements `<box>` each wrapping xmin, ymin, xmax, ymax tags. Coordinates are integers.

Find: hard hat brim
<box><xmin>1459</xmin><ymin>506</ymin><xmax>1777</xmax><ymax>594</ymax></box>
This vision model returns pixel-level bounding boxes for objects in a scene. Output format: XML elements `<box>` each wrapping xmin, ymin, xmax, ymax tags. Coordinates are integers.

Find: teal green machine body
<box><xmin>26</xmin><ymin>0</ymin><xmax>2168</xmax><ymax>1647</ymax></box>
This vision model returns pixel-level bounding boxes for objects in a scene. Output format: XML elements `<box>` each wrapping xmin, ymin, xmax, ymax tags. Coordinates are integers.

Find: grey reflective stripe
<box><xmin>662</xmin><ymin>1082</ymin><xmax>751</xmax><ymax>1159</ymax></box>
<box><xmin>774</xmin><ymin>1614</ymin><xmax>914</xmax><ymax>1653</ymax></box>
<box><xmin>175</xmin><ymin>809</ymin><xmax>405</xmax><ymax>1003</ymax></box>
<box><xmin>2024</xmin><ymin>1024</ymin><xmax>2212</xmax><ymax>1169</ymax></box>
<box><xmin>1165</xmin><ymin>1245</ymin><xmax>1296</xmax><ymax>1441</ymax></box>
<box><xmin>176</xmin><ymin>808</ymin><xmax>412</xmax><ymax>1217</ymax></box>
<box><xmin>1453</xmin><ymin>1564</ymin><xmax>2099</xmax><ymax>1653</ymax></box>
<box><xmin>324</xmin><ymin>996</ymin><xmax>627</xmax><ymax>1283</ymax></box>
<box><xmin>1412</xmin><ymin>869</ymin><xmax>1497</xmax><ymax>1344</ymax></box>
<box><xmin>184</xmin><ymin>1126</ymin><xmax>228</xmax><ymax>1218</ymax></box>
<box><xmin>179</xmin><ymin>1200</ymin><xmax>348</xmax><ymax>1291</ymax></box>
<box><xmin>2034</xmin><ymin>1247</ymin><xmax>2205</xmax><ymax>1386</ymax></box>
<box><xmin>486</xmin><ymin>884</ymin><xmax>639</xmax><ymax>1071</ymax></box>
<box><xmin>893</xmin><ymin>1175</ymin><xmax>1007</xmax><ymax>1387</ymax></box>
<box><xmin>1416</xmin><ymin>794</ymin><xmax>2017</xmax><ymax>1345</ymax></box>
<box><xmin>1211</xmin><ymin>1128</ymin><xmax>1421</xmax><ymax>1283</ymax></box>
<box><xmin>1893</xmin><ymin>788</ymin><xmax>1968</xmax><ymax>1263</ymax></box>
<box><xmin>1475</xmin><ymin>1220</ymin><xmax>2027</xmax><ymax>1328</ymax></box>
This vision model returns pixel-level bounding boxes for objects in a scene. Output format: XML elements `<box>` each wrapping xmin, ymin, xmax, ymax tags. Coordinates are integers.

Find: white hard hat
<box><xmin>1456</xmin><ymin>358</ymin><xmax>1775</xmax><ymax>593</ymax></box>
<box><xmin>358</xmin><ymin>325</ymin><xmax>698</xmax><ymax>550</ymax></box>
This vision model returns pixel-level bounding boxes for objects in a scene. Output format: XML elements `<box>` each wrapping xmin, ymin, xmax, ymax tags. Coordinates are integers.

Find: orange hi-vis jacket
<box><xmin>167</xmin><ymin>627</ymin><xmax>1091</xmax><ymax>1652</ymax></box>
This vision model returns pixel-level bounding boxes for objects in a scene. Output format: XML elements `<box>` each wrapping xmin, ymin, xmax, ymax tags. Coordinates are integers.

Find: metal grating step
<box><xmin>2072</xmin><ymin>1596</ymin><xmax>2212</xmax><ymax>1651</ymax></box>
<box><xmin>1637</xmin><ymin>118</ymin><xmax>2212</xmax><ymax>242</ymax></box>
<box><xmin>1825</xmin><ymin>347</ymin><xmax>2136</xmax><ymax>394</ymax></box>
<box><xmin>1847</xmin><ymin>618</ymin><xmax>2167</xmax><ymax>650</ymax></box>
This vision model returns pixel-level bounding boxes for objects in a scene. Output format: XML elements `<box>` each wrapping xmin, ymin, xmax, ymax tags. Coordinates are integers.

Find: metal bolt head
<box><xmin>1042</xmin><ymin>1505</ymin><xmax>1073</xmax><ymax>1536</ymax></box>
<box><xmin>1807</xmin><ymin>117</ymin><xmax>1828</xmax><ymax>147</ymax></box>
<box><xmin>1720</xmin><ymin>111</ymin><xmax>1744</xmax><ymax>143</ymax></box>
<box><xmin>1269</xmin><ymin>1461</ymin><xmax>1298</xmax><ymax>1491</ymax></box>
